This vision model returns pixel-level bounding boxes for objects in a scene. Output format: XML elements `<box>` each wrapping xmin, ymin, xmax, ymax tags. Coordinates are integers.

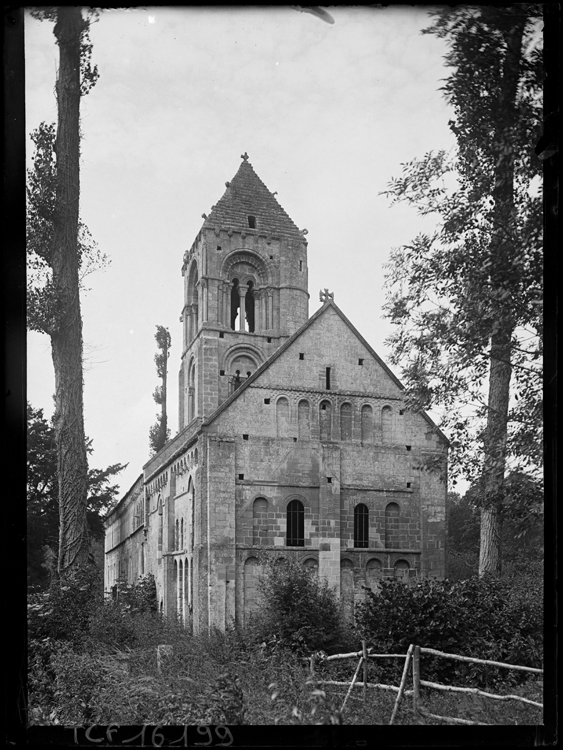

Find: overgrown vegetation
<box><xmin>246</xmin><ymin>557</ymin><xmax>355</xmax><ymax>655</ymax></box>
<box><xmin>28</xmin><ymin>557</ymin><xmax>542</xmax><ymax>726</ymax></box>
<box><xmin>355</xmin><ymin>573</ymin><xmax>542</xmax><ymax>691</ymax></box>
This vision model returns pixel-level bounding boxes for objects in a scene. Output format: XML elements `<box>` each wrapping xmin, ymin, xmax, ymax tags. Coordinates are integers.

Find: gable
<box><xmin>255</xmin><ymin>305</ymin><xmax>403</xmax><ymax>399</ymax></box>
<box><xmin>204</xmin><ymin>301</ymin><xmax>448</xmax><ymax>446</ymax></box>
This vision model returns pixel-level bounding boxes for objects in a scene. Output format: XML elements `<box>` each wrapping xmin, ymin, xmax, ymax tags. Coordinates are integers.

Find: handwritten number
<box><xmin>195</xmin><ymin>725</ymin><xmax>213</xmax><ymax>746</ymax></box>
<box><xmin>215</xmin><ymin>726</ymin><xmax>234</xmax><ymax>746</ymax></box>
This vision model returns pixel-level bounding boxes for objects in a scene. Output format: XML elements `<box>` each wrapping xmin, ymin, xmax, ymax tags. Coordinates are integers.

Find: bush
<box><xmin>248</xmin><ymin>557</ymin><xmax>354</xmax><ymax>655</ymax></box>
<box><xmin>355</xmin><ymin>574</ymin><xmax>542</xmax><ymax>688</ymax></box>
<box><xmin>28</xmin><ymin>560</ymin><xmax>103</xmax><ymax>647</ymax></box>
<box><xmin>87</xmin><ymin>574</ymin><xmax>161</xmax><ymax>649</ymax></box>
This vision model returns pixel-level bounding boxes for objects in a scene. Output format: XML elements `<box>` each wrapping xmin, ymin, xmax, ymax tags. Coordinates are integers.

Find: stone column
<box><xmin>253</xmin><ymin>290</ymin><xmax>262</xmax><ymax>333</ymax></box>
<box><xmin>267</xmin><ymin>291</ymin><xmax>273</xmax><ymax>330</ymax></box>
<box><xmin>237</xmin><ymin>284</ymin><xmax>248</xmax><ymax>332</ymax></box>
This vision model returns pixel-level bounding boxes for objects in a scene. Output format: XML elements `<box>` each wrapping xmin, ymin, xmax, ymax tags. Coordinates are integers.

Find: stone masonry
<box><xmin>104</xmin><ymin>155</ymin><xmax>448</xmax><ymax>633</ymax></box>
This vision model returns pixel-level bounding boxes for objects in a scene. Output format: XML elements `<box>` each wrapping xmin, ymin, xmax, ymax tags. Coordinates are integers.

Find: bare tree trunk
<box><xmin>479</xmin><ymin>326</ymin><xmax>512</xmax><ymax>576</ymax></box>
<box><xmin>51</xmin><ymin>7</ymin><xmax>90</xmax><ymax>576</ymax></box>
<box><xmin>478</xmin><ymin>17</ymin><xmax>525</xmax><ymax>577</ymax></box>
<box><xmin>161</xmin><ymin>337</ymin><xmax>168</xmax><ymax>438</ymax></box>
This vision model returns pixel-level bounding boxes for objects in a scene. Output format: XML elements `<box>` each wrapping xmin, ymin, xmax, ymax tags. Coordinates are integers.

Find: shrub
<box><xmin>355</xmin><ymin>575</ymin><xmax>542</xmax><ymax>688</ymax></box>
<box><xmin>248</xmin><ymin>557</ymin><xmax>354</xmax><ymax>655</ymax></box>
<box><xmin>87</xmin><ymin>574</ymin><xmax>161</xmax><ymax>649</ymax></box>
<box><xmin>28</xmin><ymin>560</ymin><xmax>103</xmax><ymax>647</ymax></box>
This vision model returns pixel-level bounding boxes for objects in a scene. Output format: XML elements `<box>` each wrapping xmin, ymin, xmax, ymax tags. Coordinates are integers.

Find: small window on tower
<box><xmin>299</xmin><ymin>353</ymin><xmax>305</xmax><ymax>360</ymax></box>
<box><xmin>217</xmin><ymin>245</ymin><xmax>221</xmax><ymax>251</ymax></box>
<box><xmin>220</xmin><ymin>370</ymin><xmax>225</xmax><ymax>376</ymax></box>
<box><xmin>248</xmin><ymin>215</ymin><xmax>256</xmax><ymax>229</ymax></box>
<box><xmin>325</xmin><ymin>367</ymin><xmax>331</xmax><ymax>390</ymax></box>
<box><xmin>299</xmin><ymin>261</ymin><xmax>303</xmax><ymax>271</ymax></box>
<box><xmin>358</xmin><ymin>358</ymin><xmax>364</xmax><ymax>365</ymax></box>
<box><xmin>219</xmin><ymin>332</ymin><xmax>224</xmax><ymax>338</ymax></box>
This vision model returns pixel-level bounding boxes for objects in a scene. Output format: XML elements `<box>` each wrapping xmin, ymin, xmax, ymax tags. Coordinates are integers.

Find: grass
<box><xmin>28</xmin><ymin>626</ymin><xmax>543</xmax><ymax>726</ymax></box>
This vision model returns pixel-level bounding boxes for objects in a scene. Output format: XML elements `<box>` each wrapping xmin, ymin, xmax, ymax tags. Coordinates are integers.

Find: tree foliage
<box><xmin>27</xmin><ymin>403</ymin><xmax>127</xmax><ymax>588</ymax></box>
<box><xmin>149</xmin><ymin>326</ymin><xmax>171</xmax><ymax>455</ymax></box>
<box><xmin>381</xmin><ymin>6</ymin><xmax>543</xmax><ymax>575</ymax></box>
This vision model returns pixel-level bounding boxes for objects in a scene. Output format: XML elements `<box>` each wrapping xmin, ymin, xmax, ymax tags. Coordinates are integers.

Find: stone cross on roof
<box><xmin>319</xmin><ymin>289</ymin><xmax>334</xmax><ymax>303</ymax></box>
<box><xmin>241</xmin><ymin>152</ymin><xmax>249</xmax><ymax>161</ymax></box>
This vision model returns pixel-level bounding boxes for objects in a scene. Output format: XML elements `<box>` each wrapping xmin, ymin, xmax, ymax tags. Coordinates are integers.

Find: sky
<box><xmin>25</xmin><ymin>6</ymin><xmax>461</xmax><ymax>499</ymax></box>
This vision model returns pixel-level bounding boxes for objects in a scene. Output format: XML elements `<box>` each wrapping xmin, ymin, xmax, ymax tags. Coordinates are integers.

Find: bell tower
<box><xmin>178</xmin><ymin>154</ymin><xmax>310</xmax><ymax>428</ymax></box>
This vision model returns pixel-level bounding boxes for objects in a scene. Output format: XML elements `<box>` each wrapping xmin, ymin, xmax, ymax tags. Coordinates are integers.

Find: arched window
<box><xmin>276</xmin><ymin>397</ymin><xmax>290</xmax><ymax>438</ymax></box>
<box><xmin>385</xmin><ymin>502</ymin><xmax>400</xmax><ymax>548</ymax></box>
<box><xmin>382</xmin><ymin>406</ymin><xmax>393</xmax><ymax>443</ymax></box>
<box><xmin>252</xmin><ymin>497</ymin><xmax>268</xmax><ymax>545</ymax></box>
<box><xmin>188</xmin><ymin>360</ymin><xmax>196</xmax><ymax>423</ymax></box>
<box><xmin>361</xmin><ymin>404</ymin><xmax>374</xmax><ymax>443</ymax></box>
<box><xmin>186</xmin><ymin>262</ymin><xmax>199</xmax><ymax>343</ymax></box>
<box><xmin>230</xmin><ymin>278</ymin><xmax>240</xmax><ymax>330</ymax></box>
<box><xmin>354</xmin><ymin>504</ymin><xmax>369</xmax><ymax>548</ymax></box>
<box><xmin>341</xmin><ymin>559</ymin><xmax>355</xmax><ymax>619</ymax></box>
<box><xmin>298</xmin><ymin>399</ymin><xmax>310</xmax><ymax>440</ymax></box>
<box><xmin>229</xmin><ymin>354</ymin><xmax>257</xmax><ymax>394</ymax></box>
<box><xmin>366</xmin><ymin>559</ymin><xmax>382</xmax><ymax>593</ymax></box>
<box><xmin>157</xmin><ymin>497</ymin><xmax>163</xmax><ymax>555</ymax></box>
<box><xmin>340</xmin><ymin>402</ymin><xmax>352</xmax><ymax>441</ymax></box>
<box><xmin>319</xmin><ymin>400</ymin><xmax>332</xmax><ymax>441</ymax></box>
<box><xmin>245</xmin><ymin>280</ymin><xmax>255</xmax><ymax>333</ymax></box>
<box><xmin>394</xmin><ymin>559</ymin><xmax>410</xmax><ymax>582</ymax></box>
<box><xmin>286</xmin><ymin>500</ymin><xmax>304</xmax><ymax>546</ymax></box>
<box><xmin>189</xmin><ymin>478</ymin><xmax>195</xmax><ymax>552</ymax></box>
<box><xmin>185</xmin><ymin>557</ymin><xmax>191</xmax><ymax>609</ymax></box>
<box><xmin>244</xmin><ymin>557</ymin><xmax>260</xmax><ymax>624</ymax></box>
<box><xmin>303</xmin><ymin>558</ymin><xmax>318</xmax><ymax>576</ymax></box>
<box><xmin>174</xmin><ymin>559</ymin><xmax>179</xmax><ymax>617</ymax></box>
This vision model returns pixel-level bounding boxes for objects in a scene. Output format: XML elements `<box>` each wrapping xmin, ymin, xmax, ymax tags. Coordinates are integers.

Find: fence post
<box><xmin>340</xmin><ymin>656</ymin><xmax>364</xmax><ymax>714</ymax></box>
<box><xmin>362</xmin><ymin>641</ymin><xmax>368</xmax><ymax>705</ymax></box>
<box><xmin>389</xmin><ymin>644</ymin><xmax>414</xmax><ymax>725</ymax></box>
<box><xmin>412</xmin><ymin>645</ymin><xmax>421</xmax><ymax>721</ymax></box>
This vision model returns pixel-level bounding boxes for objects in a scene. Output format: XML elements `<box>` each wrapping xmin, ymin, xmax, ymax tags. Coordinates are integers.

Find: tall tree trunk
<box><xmin>51</xmin><ymin>7</ymin><xmax>90</xmax><ymax>576</ymax></box>
<box><xmin>478</xmin><ymin>16</ymin><xmax>525</xmax><ymax>576</ymax></box>
<box><xmin>161</xmin><ymin>338</ymin><xmax>168</xmax><ymax>439</ymax></box>
<box><xmin>479</xmin><ymin>326</ymin><xmax>512</xmax><ymax>576</ymax></box>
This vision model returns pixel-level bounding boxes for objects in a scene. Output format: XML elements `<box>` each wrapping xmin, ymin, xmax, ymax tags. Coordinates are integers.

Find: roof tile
<box><xmin>203</xmin><ymin>158</ymin><xmax>302</xmax><ymax>240</ymax></box>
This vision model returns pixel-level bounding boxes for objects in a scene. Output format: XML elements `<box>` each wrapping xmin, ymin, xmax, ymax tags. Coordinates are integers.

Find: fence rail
<box><xmin>311</xmin><ymin>642</ymin><xmax>543</xmax><ymax>724</ymax></box>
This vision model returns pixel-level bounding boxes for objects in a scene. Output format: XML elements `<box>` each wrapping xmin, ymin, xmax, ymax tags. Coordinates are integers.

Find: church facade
<box><xmin>104</xmin><ymin>155</ymin><xmax>448</xmax><ymax>633</ymax></box>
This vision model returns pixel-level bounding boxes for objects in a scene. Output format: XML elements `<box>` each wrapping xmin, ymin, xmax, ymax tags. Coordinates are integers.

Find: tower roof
<box><xmin>203</xmin><ymin>154</ymin><xmax>303</xmax><ymax>240</ymax></box>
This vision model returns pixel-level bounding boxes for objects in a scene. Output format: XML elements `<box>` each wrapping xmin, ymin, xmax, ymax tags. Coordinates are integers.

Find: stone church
<box><xmin>104</xmin><ymin>154</ymin><xmax>448</xmax><ymax>633</ymax></box>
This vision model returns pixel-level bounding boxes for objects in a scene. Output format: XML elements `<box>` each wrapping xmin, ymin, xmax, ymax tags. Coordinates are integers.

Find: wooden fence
<box><xmin>309</xmin><ymin>642</ymin><xmax>543</xmax><ymax>725</ymax></box>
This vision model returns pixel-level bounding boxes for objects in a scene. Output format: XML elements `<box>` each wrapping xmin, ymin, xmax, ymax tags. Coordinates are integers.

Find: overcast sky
<box><xmin>26</xmin><ymin>6</ymin><xmax>460</xmax><ymax>498</ymax></box>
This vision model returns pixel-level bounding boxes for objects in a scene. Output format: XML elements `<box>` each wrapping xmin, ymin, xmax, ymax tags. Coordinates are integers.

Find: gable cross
<box><xmin>319</xmin><ymin>289</ymin><xmax>334</xmax><ymax>303</ymax></box>
<box><xmin>241</xmin><ymin>152</ymin><xmax>249</xmax><ymax>161</ymax></box>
